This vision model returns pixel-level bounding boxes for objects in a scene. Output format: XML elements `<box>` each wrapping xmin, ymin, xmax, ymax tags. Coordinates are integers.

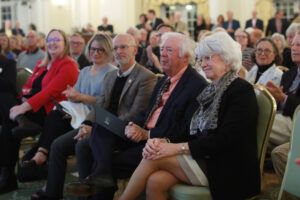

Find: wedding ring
<box><xmin>157</xmin><ymin>151</ymin><xmax>161</xmax><ymax>155</ymax></box>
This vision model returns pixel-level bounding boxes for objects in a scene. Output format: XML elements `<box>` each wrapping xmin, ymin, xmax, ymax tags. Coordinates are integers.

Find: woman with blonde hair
<box><xmin>0</xmin><ymin>29</ymin><xmax>79</xmax><ymax>194</ymax></box>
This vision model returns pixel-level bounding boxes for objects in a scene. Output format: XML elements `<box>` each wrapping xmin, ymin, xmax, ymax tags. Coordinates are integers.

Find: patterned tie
<box><xmin>143</xmin><ymin>78</ymin><xmax>171</xmax><ymax>128</ymax></box>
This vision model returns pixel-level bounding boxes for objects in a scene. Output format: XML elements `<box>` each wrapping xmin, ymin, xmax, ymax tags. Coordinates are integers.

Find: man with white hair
<box><xmin>70</xmin><ymin>33</ymin><xmax>91</xmax><ymax>70</ymax></box>
<box><xmin>17</xmin><ymin>31</ymin><xmax>44</xmax><ymax>70</ymax></box>
<box><xmin>97</xmin><ymin>17</ymin><xmax>114</xmax><ymax>34</ymax></box>
<box><xmin>223</xmin><ymin>11</ymin><xmax>240</xmax><ymax>38</ymax></box>
<box><xmin>31</xmin><ymin>33</ymin><xmax>156</xmax><ymax>200</ymax></box>
<box><xmin>66</xmin><ymin>32</ymin><xmax>207</xmax><ymax>199</ymax></box>
<box><xmin>126</xmin><ymin>27</ymin><xmax>143</xmax><ymax>63</ymax></box>
<box><xmin>245</xmin><ymin>10</ymin><xmax>264</xmax><ymax>31</ymax></box>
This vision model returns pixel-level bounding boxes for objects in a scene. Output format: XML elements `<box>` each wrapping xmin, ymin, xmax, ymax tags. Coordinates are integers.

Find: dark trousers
<box><xmin>38</xmin><ymin>110</ymin><xmax>73</xmax><ymax>151</ymax></box>
<box><xmin>45</xmin><ymin>129</ymin><xmax>93</xmax><ymax>198</ymax></box>
<box><xmin>77</xmin><ymin>123</ymin><xmax>145</xmax><ymax>200</ymax></box>
<box><xmin>0</xmin><ymin>92</ymin><xmax>46</xmax><ymax>169</ymax></box>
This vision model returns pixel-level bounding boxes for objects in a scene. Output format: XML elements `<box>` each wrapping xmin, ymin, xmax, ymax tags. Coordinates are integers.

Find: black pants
<box><xmin>0</xmin><ymin>92</ymin><xmax>46</xmax><ymax>169</ymax></box>
<box><xmin>81</xmin><ymin>124</ymin><xmax>145</xmax><ymax>200</ymax></box>
<box><xmin>38</xmin><ymin>110</ymin><xmax>73</xmax><ymax>151</ymax></box>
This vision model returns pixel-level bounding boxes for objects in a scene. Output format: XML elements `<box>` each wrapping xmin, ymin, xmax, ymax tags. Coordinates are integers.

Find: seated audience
<box><xmin>97</xmin><ymin>17</ymin><xmax>114</xmax><ymax>34</ymax></box>
<box><xmin>270</xmin><ymin>30</ymin><xmax>300</xmax><ymax>183</ymax></box>
<box><xmin>234</xmin><ymin>29</ymin><xmax>255</xmax><ymax>70</ymax></box>
<box><xmin>272</xmin><ymin>33</ymin><xmax>286</xmax><ymax>63</ymax></box>
<box><xmin>38</xmin><ymin>32</ymin><xmax>46</xmax><ymax>51</ymax></box>
<box><xmin>9</xmin><ymin>35</ymin><xmax>22</xmax><ymax>57</ymax></box>
<box><xmin>30</xmin><ymin>33</ymin><xmax>156</xmax><ymax>200</ymax></box>
<box><xmin>246</xmin><ymin>38</ymin><xmax>283</xmax><ymax>86</ymax></box>
<box><xmin>126</xmin><ymin>27</ymin><xmax>143</xmax><ymax>63</ymax></box>
<box><xmin>66</xmin><ymin>32</ymin><xmax>207</xmax><ymax>199</ymax></box>
<box><xmin>0</xmin><ymin>33</ymin><xmax>15</xmax><ymax>60</ymax></box>
<box><xmin>0</xmin><ymin>20</ymin><xmax>13</xmax><ymax>37</ymax></box>
<box><xmin>0</xmin><ymin>29</ymin><xmax>79</xmax><ymax>194</ymax></box>
<box><xmin>119</xmin><ymin>32</ymin><xmax>260</xmax><ymax>200</ymax></box>
<box><xmin>18</xmin><ymin>34</ymin><xmax>117</xmax><ymax>181</ymax></box>
<box><xmin>70</xmin><ymin>33</ymin><xmax>91</xmax><ymax>70</ymax></box>
<box><xmin>29</xmin><ymin>23</ymin><xmax>37</xmax><ymax>31</ymax></box>
<box><xmin>282</xmin><ymin>23</ymin><xmax>300</xmax><ymax>69</ymax></box>
<box><xmin>17</xmin><ymin>31</ymin><xmax>45</xmax><ymax>70</ymax></box>
<box><xmin>250</xmin><ymin>29</ymin><xmax>263</xmax><ymax>46</ymax></box>
<box><xmin>82</xmin><ymin>23</ymin><xmax>95</xmax><ymax>35</ymax></box>
<box><xmin>139</xmin><ymin>28</ymin><xmax>148</xmax><ymax>48</ymax></box>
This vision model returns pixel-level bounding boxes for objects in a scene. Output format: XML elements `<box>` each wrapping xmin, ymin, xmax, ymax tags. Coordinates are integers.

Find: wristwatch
<box><xmin>181</xmin><ymin>143</ymin><xmax>185</xmax><ymax>154</ymax></box>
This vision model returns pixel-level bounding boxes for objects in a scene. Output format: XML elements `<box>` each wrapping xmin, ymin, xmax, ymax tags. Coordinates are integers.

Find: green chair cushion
<box><xmin>170</xmin><ymin>184</ymin><xmax>213</xmax><ymax>200</ymax></box>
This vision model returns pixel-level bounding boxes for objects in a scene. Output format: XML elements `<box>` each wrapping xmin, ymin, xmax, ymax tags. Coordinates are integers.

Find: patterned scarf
<box><xmin>190</xmin><ymin>71</ymin><xmax>238</xmax><ymax>135</ymax></box>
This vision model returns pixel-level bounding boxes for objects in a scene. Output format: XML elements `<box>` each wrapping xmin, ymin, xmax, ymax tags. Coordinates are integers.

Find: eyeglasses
<box><xmin>47</xmin><ymin>37</ymin><xmax>61</xmax><ymax>43</ymax></box>
<box><xmin>291</xmin><ymin>42</ymin><xmax>300</xmax><ymax>48</ymax></box>
<box><xmin>112</xmin><ymin>45</ymin><xmax>132</xmax><ymax>52</ymax></box>
<box><xmin>70</xmin><ymin>41</ymin><xmax>83</xmax><ymax>45</ymax></box>
<box><xmin>198</xmin><ymin>55</ymin><xmax>214</xmax><ymax>65</ymax></box>
<box><xmin>256</xmin><ymin>48</ymin><xmax>273</xmax><ymax>55</ymax></box>
<box><xmin>90</xmin><ymin>47</ymin><xmax>105</xmax><ymax>54</ymax></box>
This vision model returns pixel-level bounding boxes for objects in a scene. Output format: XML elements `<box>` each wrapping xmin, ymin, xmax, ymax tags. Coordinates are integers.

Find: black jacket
<box><xmin>0</xmin><ymin>57</ymin><xmax>16</xmax><ymax>95</ymax></box>
<box><xmin>245</xmin><ymin>18</ymin><xmax>264</xmax><ymax>31</ymax></box>
<box><xmin>188</xmin><ymin>78</ymin><xmax>260</xmax><ymax>200</ymax></box>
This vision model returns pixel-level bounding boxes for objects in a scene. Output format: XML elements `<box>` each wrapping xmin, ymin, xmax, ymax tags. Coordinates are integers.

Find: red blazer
<box><xmin>22</xmin><ymin>57</ymin><xmax>79</xmax><ymax>114</ymax></box>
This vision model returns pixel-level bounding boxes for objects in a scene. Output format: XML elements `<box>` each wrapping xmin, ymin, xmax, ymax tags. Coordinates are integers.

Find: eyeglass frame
<box><xmin>255</xmin><ymin>48</ymin><xmax>273</xmax><ymax>55</ymax></box>
<box><xmin>47</xmin><ymin>37</ymin><xmax>62</xmax><ymax>43</ymax></box>
<box><xmin>90</xmin><ymin>47</ymin><xmax>105</xmax><ymax>54</ymax></box>
<box><xmin>112</xmin><ymin>44</ymin><xmax>134</xmax><ymax>52</ymax></box>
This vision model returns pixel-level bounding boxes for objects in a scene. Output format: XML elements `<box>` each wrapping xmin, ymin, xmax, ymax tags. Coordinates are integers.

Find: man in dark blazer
<box><xmin>97</xmin><ymin>17</ymin><xmax>114</xmax><ymax>34</ymax></box>
<box><xmin>70</xmin><ymin>33</ymin><xmax>91</xmax><ymax>69</ymax></box>
<box><xmin>266</xmin><ymin>10</ymin><xmax>290</xmax><ymax>36</ymax></box>
<box><xmin>35</xmin><ymin>33</ymin><xmax>157</xmax><ymax>200</ymax></box>
<box><xmin>66</xmin><ymin>32</ymin><xmax>207</xmax><ymax>199</ymax></box>
<box><xmin>223</xmin><ymin>11</ymin><xmax>240</xmax><ymax>38</ymax></box>
<box><xmin>147</xmin><ymin>9</ymin><xmax>163</xmax><ymax>32</ymax></box>
<box><xmin>269</xmin><ymin>31</ymin><xmax>300</xmax><ymax>185</ymax></box>
<box><xmin>12</xmin><ymin>21</ymin><xmax>25</xmax><ymax>37</ymax></box>
<box><xmin>245</xmin><ymin>10</ymin><xmax>264</xmax><ymax>31</ymax></box>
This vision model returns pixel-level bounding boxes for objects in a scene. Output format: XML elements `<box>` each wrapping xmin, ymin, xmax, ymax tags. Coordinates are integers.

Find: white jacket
<box><xmin>246</xmin><ymin>64</ymin><xmax>283</xmax><ymax>86</ymax></box>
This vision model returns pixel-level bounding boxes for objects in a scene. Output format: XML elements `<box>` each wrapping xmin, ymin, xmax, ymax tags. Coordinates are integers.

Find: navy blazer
<box><xmin>0</xmin><ymin>57</ymin><xmax>16</xmax><ymax>95</ymax></box>
<box><xmin>150</xmin><ymin>18</ymin><xmax>163</xmax><ymax>31</ymax></box>
<box><xmin>281</xmin><ymin>66</ymin><xmax>300</xmax><ymax>118</ymax></box>
<box><xmin>245</xmin><ymin>18</ymin><xmax>264</xmax><ymax>31</ymax></box>
<box><xmin>188</xmin><ymin>78</ymin><xmax>260</xmax><ymax>200</ymax></box>
<box><xmin>223</xmin><ymin>19</ymin><xmax>240</xmax><ymax>37</ymax></box>
<box><xmin>134</xmin><ymin>66</ymin><xmax>207</xmax><ymax>143</ymax></box>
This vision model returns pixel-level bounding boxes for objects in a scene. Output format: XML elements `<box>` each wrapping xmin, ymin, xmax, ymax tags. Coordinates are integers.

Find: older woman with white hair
<box><xmin>119</xmin><ymin>32</ymin><xmax>261</xmax><ymax>200</ymax></box>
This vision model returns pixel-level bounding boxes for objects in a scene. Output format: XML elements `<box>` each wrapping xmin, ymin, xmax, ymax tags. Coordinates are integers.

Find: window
<box><xmin>274</xmin><ymin>0</ymin><xmax>295</xmax><ymax>20</ymax></box>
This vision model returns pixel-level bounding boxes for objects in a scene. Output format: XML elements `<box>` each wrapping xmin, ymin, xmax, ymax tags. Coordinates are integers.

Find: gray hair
<box><xmin>71</xmin><ymin>32</ymin><xmax>85</xmax><ymax>45</ymax></box>
<box><xmin>195</xmin><ymin>32</ymin><xmax>242</xmax><ymax>72</ymax></box>
<box><xmin>160</xmin><ymin>32</ymin><xmax>197</xmax><ymax>65</ymax></box>
<box><xmin>271</xmin><ymin>33</ymin><xmax>286</xmax><ymax>47</ymax></box>
<box><xmin>113</xmin><ymin>33</ymin><xmax>136</xmax><ymax>46</ymax></box>
<box><xmin>126</xmin><ymin>27</ymin><xmax>141</xmax><ymax>40</ymax></box>
<box><xmin>286</xmin><ymin>23</ymin><xmax>300</xmax><ymax>37</ymax></box>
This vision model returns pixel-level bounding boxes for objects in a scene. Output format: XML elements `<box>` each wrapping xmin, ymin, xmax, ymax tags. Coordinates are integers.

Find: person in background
<box><xmin>119</xmin><ymin>31</ymin><xmax>260</xmax><ymax>200</ymax></box>
<box><xmin>17</xmin><ymin>31</ymin><xmax>45</xmax><ymax>70</ymax></box>
<box><xmin>29</xmin><ymin>23</ymin><xmax>37</xmax><ymax>32</ymax></box>
<box><xmin>82</xmin><ymin>23</ymin><xmax>95</xmax><ymax>35</ymax></box>
<box><xmin>139</xmin><ymin>28</ymin><xmax>148</xmax><ymax>48</ymax></box>
<box><xmin>281</xmin><ymin>23</ymin><xmax>300</xmax><ymax>69</ymax></box>
<box><xmin>272</xmin><ymin>33</ymin><xmax>286</xmax><ymax>64</ymax></box>
<box><xmin>246</xmin><ymin>38</ymin><xmax>283</xmax><ymax>86</ymax></box>
<box><xmin>250</xmin><ymin>29</ymin><xmax>263</xmax><ymax>46</ymax></box>
<box><xmin>234</xmin><ymin>29</ymin><xmax>255</xmax><ymax>70</ymax></box>
<box><xmin>0</xmin><ymin>29</ymin><xmax>79</xmax><ymax>194</ymax></box>
<box><xmin>223</xmin><ymin>11</ymin><xmax>240</xmax><ymax>38</ymax></box>
<box><xmin>212</xmin><ymin>14</ymin><xmax>225</xmax><ymax>31</ymax></box>
<box><xmin>9</xmin><ymin>36</ymin><xmax>22</xmax><ymax>57</ymax></box>
<box><xmin>147</xmin><ymin>9</ymin><xmax>163</xmax><ymax>32</ymax></box>
<box><xmin>194</xmin><ymin>14</ymin><xmax>206</xmax><ymax>41</ymax></box>
<box><xmin>205</xmin><ymin>17</ymin><xmax>213</xmax><ymax>30</ymax></box>
<box><xmin>0</xmin><ymin>20</ymin><xmax>13</xmax><ymax>37</ymax></box>
<box><xmin>266</xmin><ymin>10</ymin><xmax>290</xmax><ymax>36</ymax></box>
<box><xmin>0</xmin><ymin>33</ymin><xmax>15</xmax><ymax>60</ymax></box>
<box><xmin>136</xmin><ymin>14</ymin><xmax>148</xmax><ymax>30</ymax></box>
<box><xmin>97</xmin><ymin>17</ymin><xmax>114</xmax><ymax>34</ymax></box>
<box><xmin>38</xmin><ymin>32</ymin><xmax>46</xmax><ymax>51</ymax></box>
<box><xmin>126</xmin><ymin>27</ymin><xmax>144</xmax><ymax>63</ymax></box>
<box><xmin>12</xmin><ymin>21</ymin><xmax>25</xmax><ymax>37</ymax></box>
<box><xmin>170</xmin><ymin>11</ymin><xmax>187</xmax><ymax>33</ymax></box>
<box><xmin>245</xmin><ymin>10</ymin><xmax>264</xmax><ymax>31</ymax></box>
<box><xmin>70</xmin><ymin>33</ymin><xmax>91</xmax><ymax>70</ymax></box>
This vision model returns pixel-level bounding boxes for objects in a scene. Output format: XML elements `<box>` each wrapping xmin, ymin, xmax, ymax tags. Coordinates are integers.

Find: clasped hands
<box><xmin>142</xmin><ymin>138</ymin><xmax>177</xmax><ymax>160</ymax></box>
<box><xmin>125</xmin><ymin>122</ymin><xmax>149</xmax><ymax>142</ymax></box>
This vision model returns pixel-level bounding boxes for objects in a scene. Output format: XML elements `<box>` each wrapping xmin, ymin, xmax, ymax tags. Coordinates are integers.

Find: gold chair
<box><xmin>169</xmin><ymin>84</ymin><xmax>277</xmax><ymax>200</ymax></box>
<box><xmin>277</xmin><ymin>65</ymin><xmax>289</xmax><ymax>72</ymax></box>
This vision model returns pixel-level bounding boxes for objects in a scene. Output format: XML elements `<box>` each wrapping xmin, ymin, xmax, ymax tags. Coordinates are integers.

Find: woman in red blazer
<box><xmin>0</xmin><ymin>29</ymin><xmax>78</xmax><ymax>194</ymax></box>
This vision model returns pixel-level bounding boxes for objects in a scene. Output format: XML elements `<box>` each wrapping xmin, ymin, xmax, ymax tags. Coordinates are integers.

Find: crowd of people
<box><xmin>0</xmin><ymin>7</ymin><xmax>300</xmax><ymax>200</ymax></box>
